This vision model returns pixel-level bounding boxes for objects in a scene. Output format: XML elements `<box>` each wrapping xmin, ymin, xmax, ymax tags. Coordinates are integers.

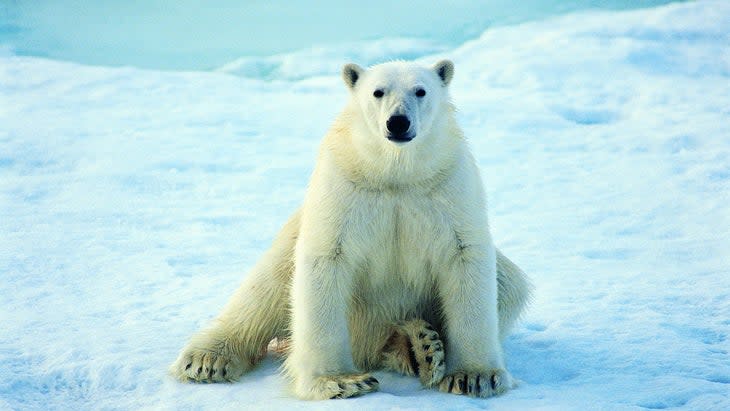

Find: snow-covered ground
<box><xmin>2</xmin><ymin>1</ymin><xmax>729</xmax><ymax>410</ymax></box>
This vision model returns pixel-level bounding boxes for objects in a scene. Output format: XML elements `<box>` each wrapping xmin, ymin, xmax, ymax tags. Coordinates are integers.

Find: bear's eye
<box><xmin>415</xmin><ymin>88</ymin><xmax>426</xmax><ymax>98</ymax></box>
<box><xmin>373</xmin><ymin>89</ymin><xmax>384</xmax><ymax>98</ymax></box>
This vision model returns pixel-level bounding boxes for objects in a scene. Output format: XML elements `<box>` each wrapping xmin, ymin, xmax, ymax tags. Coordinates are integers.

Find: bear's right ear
<box><xmin>433</xmin><ymin>59</ymin><xmax>454</xmax><ymax>86</ymax></box>
<box><xmin>342</xmin><ymin>63</ymin><xmax>364</xmax><ymax>91</ymax></box>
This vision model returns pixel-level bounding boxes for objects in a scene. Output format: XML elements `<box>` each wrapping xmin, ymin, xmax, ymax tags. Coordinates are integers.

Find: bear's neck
<box><xmin>324</xmin><ymin>105</ymin><xmax>465</xmax><ymax>192</ymax></box>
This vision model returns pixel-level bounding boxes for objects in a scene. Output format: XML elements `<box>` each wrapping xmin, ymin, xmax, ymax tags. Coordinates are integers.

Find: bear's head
<box><xmin>342</xmin><ymin>60</ymin><xmax>454</xmax><ymax>148</ymax></box>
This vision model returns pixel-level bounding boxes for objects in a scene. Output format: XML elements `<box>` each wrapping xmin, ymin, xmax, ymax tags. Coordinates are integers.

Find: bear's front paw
<box><xmin>302</xmin><ymin>374</ymin><xmax>379</xmax><ymax>400</ymax></box>
<box><xmin>439</xmin><ymin>369</ymin><xmax>513</xmax><ymax>398</ymax></box>
<box><xmin>170</xmin><ymin>345</ymin><xmax>245</xmax><ymax>383</ymax></box>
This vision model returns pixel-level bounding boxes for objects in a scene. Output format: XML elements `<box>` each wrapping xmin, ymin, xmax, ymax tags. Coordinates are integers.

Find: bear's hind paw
<box><xmin>170</xmin><ymin>346</ymin><xmax>245</xmax><ymax>383</ymax></box>
<box><xmin>309</xmin><ymin>374</ymin><xmax>379</xmax><ymax>399</ymax></box>
<box><xmin>407</xmin><ymin>320</ymin><xmax>446</xmax><ymax>387</ymax></box>
<box><xmin>382</xmin><ymin>319</ymin><xmax>446</xmax><ymax>387</ymax></box>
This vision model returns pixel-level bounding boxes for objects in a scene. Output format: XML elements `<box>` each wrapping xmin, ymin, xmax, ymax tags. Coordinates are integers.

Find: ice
<box><xmin>2</xmin><ymin>0</ymin><xmax>682</xmax><ymax>72</ymax></box>
<box><xmin>1</xmin><ymin>1</ymin><xmax>729</xmax><ymax>410</ymax></box>
<box><xmin>216</xmin><ymin>38</ymin><xmax>449</xmax><ymax>81</ymax></box>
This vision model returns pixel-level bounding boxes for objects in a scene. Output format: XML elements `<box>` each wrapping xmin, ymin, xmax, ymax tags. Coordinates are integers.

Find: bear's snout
<box><xmin>386</xmin><ymin>115</ymin><xmax>413</xmax><ymax>142</ymax></box>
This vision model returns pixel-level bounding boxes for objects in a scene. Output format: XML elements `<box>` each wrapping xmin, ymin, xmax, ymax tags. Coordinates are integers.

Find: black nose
<box><xmin>386</xmin><ymin>115</ymin><xmax>411</xmax><ymax>136</ymax></box>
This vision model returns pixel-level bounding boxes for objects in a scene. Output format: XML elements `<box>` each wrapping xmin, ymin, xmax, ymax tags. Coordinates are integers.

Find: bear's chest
<box><xmin>345</xmin><ymin>190</ymin><xmax>456</xmax><ymax>286</ymax></box>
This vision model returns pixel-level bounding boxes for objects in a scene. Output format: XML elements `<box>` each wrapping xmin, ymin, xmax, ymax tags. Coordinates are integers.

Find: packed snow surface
<box><xmin>1</xmin><ymin>1</ymin><xmax>729</xmax><ymax>410</ymax></box>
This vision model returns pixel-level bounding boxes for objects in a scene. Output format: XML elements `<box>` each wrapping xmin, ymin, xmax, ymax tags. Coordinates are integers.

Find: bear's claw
<box><xmin>381</xmin><ymin>319</ymin><xmax>446</xmax><ymax>387</ymax></box>
<box><xmin>171</xmin><ymin>346</ymin><xmax>245</xmax><ymax>383</ymax></box>
<box><xmin>439</xmin><ymin>369</ymin><xmax>512</xmax><ymax>398</ymax></box>
<box><xmin>409</xmin><ymin>322</ymin><xmax>446</xmax><ymax>387</ymax></box>
<box><xmin>317</xmin><ymin>374</ymin><xmax>379</xmax><ymax>399</ymax></box>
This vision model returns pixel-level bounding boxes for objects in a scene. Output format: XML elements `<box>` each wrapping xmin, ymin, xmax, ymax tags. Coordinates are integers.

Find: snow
<box><xmin>1</xmin><ymin>1</ymin><xmax>729</xmax><ymax>410</ymax></box>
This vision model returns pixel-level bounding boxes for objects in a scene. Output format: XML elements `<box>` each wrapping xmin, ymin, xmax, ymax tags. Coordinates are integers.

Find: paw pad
<box><xmin>405</xmin><ymin>320</ymin><xmax>446</xmax><ymax>387</ymax></box>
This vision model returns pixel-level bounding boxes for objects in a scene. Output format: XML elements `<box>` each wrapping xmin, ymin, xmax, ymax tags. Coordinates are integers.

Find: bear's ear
<box><xmin>342</xmin><ymin>63</ymin><xmax>364</xmax><ymax>90</ymax></box>
<box><xmin>433</xmin><ymin>59</ymin><xmax>454</xmax><ymax>86</ymax></box>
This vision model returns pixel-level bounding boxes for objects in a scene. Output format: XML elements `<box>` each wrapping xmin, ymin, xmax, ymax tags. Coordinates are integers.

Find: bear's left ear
<box><xmin>432</xmin><ymin>59</ymin><xmax>454</xmax><ymax>86</ymax></box>
<box><xmin>342</xmin><ymin>63</ymin><xmax>364</xmax><ymax>91</ymax></box>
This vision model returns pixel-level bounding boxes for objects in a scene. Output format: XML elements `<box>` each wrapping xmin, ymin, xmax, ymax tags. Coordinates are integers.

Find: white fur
<box><xmin>170</xmin><ymin>60</ymin><xmax>532</xmax><ymax>400</ymax></box>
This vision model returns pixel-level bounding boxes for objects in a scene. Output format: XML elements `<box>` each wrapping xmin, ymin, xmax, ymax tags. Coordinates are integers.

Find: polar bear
<box><xmin>170</xmin><ymin>60</ymin><xmax>532</xmax><ymax>400</ymax></box>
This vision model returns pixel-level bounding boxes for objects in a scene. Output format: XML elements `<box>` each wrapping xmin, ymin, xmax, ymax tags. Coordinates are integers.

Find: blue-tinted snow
<box><xmin>1</xmin><ymin>1</ymin><xmax>729</xmax><ymax>410</ymax></box>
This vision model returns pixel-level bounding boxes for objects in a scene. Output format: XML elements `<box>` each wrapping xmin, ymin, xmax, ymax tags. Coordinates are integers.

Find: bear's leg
<box><xmin>496</xmin><ymin>248</ymin><xmax>533</xmax><ymax>339</ymax></box>
<box><xmin>380</xmin><ymin>319</ymin><xmax>446</xmax><ymax>387</ymax></box>
<box><xmin>378</xmin><ymin>252</ymin><xmax>531</xmax><ymax>392</ymax></box>
<box><xmin>169</xmin><ymin>209</ymin><xmax>301</xmax><ymax>383</ymax></box>
<box><xmin>436</xmin><ymin>244</ymin><xmax>515</xmax><ymax>398</ymax></box>
<box><xmin>284</xmin><ymin>250</ymin><xmax>381</xmax><ymax>400</ymax></box>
